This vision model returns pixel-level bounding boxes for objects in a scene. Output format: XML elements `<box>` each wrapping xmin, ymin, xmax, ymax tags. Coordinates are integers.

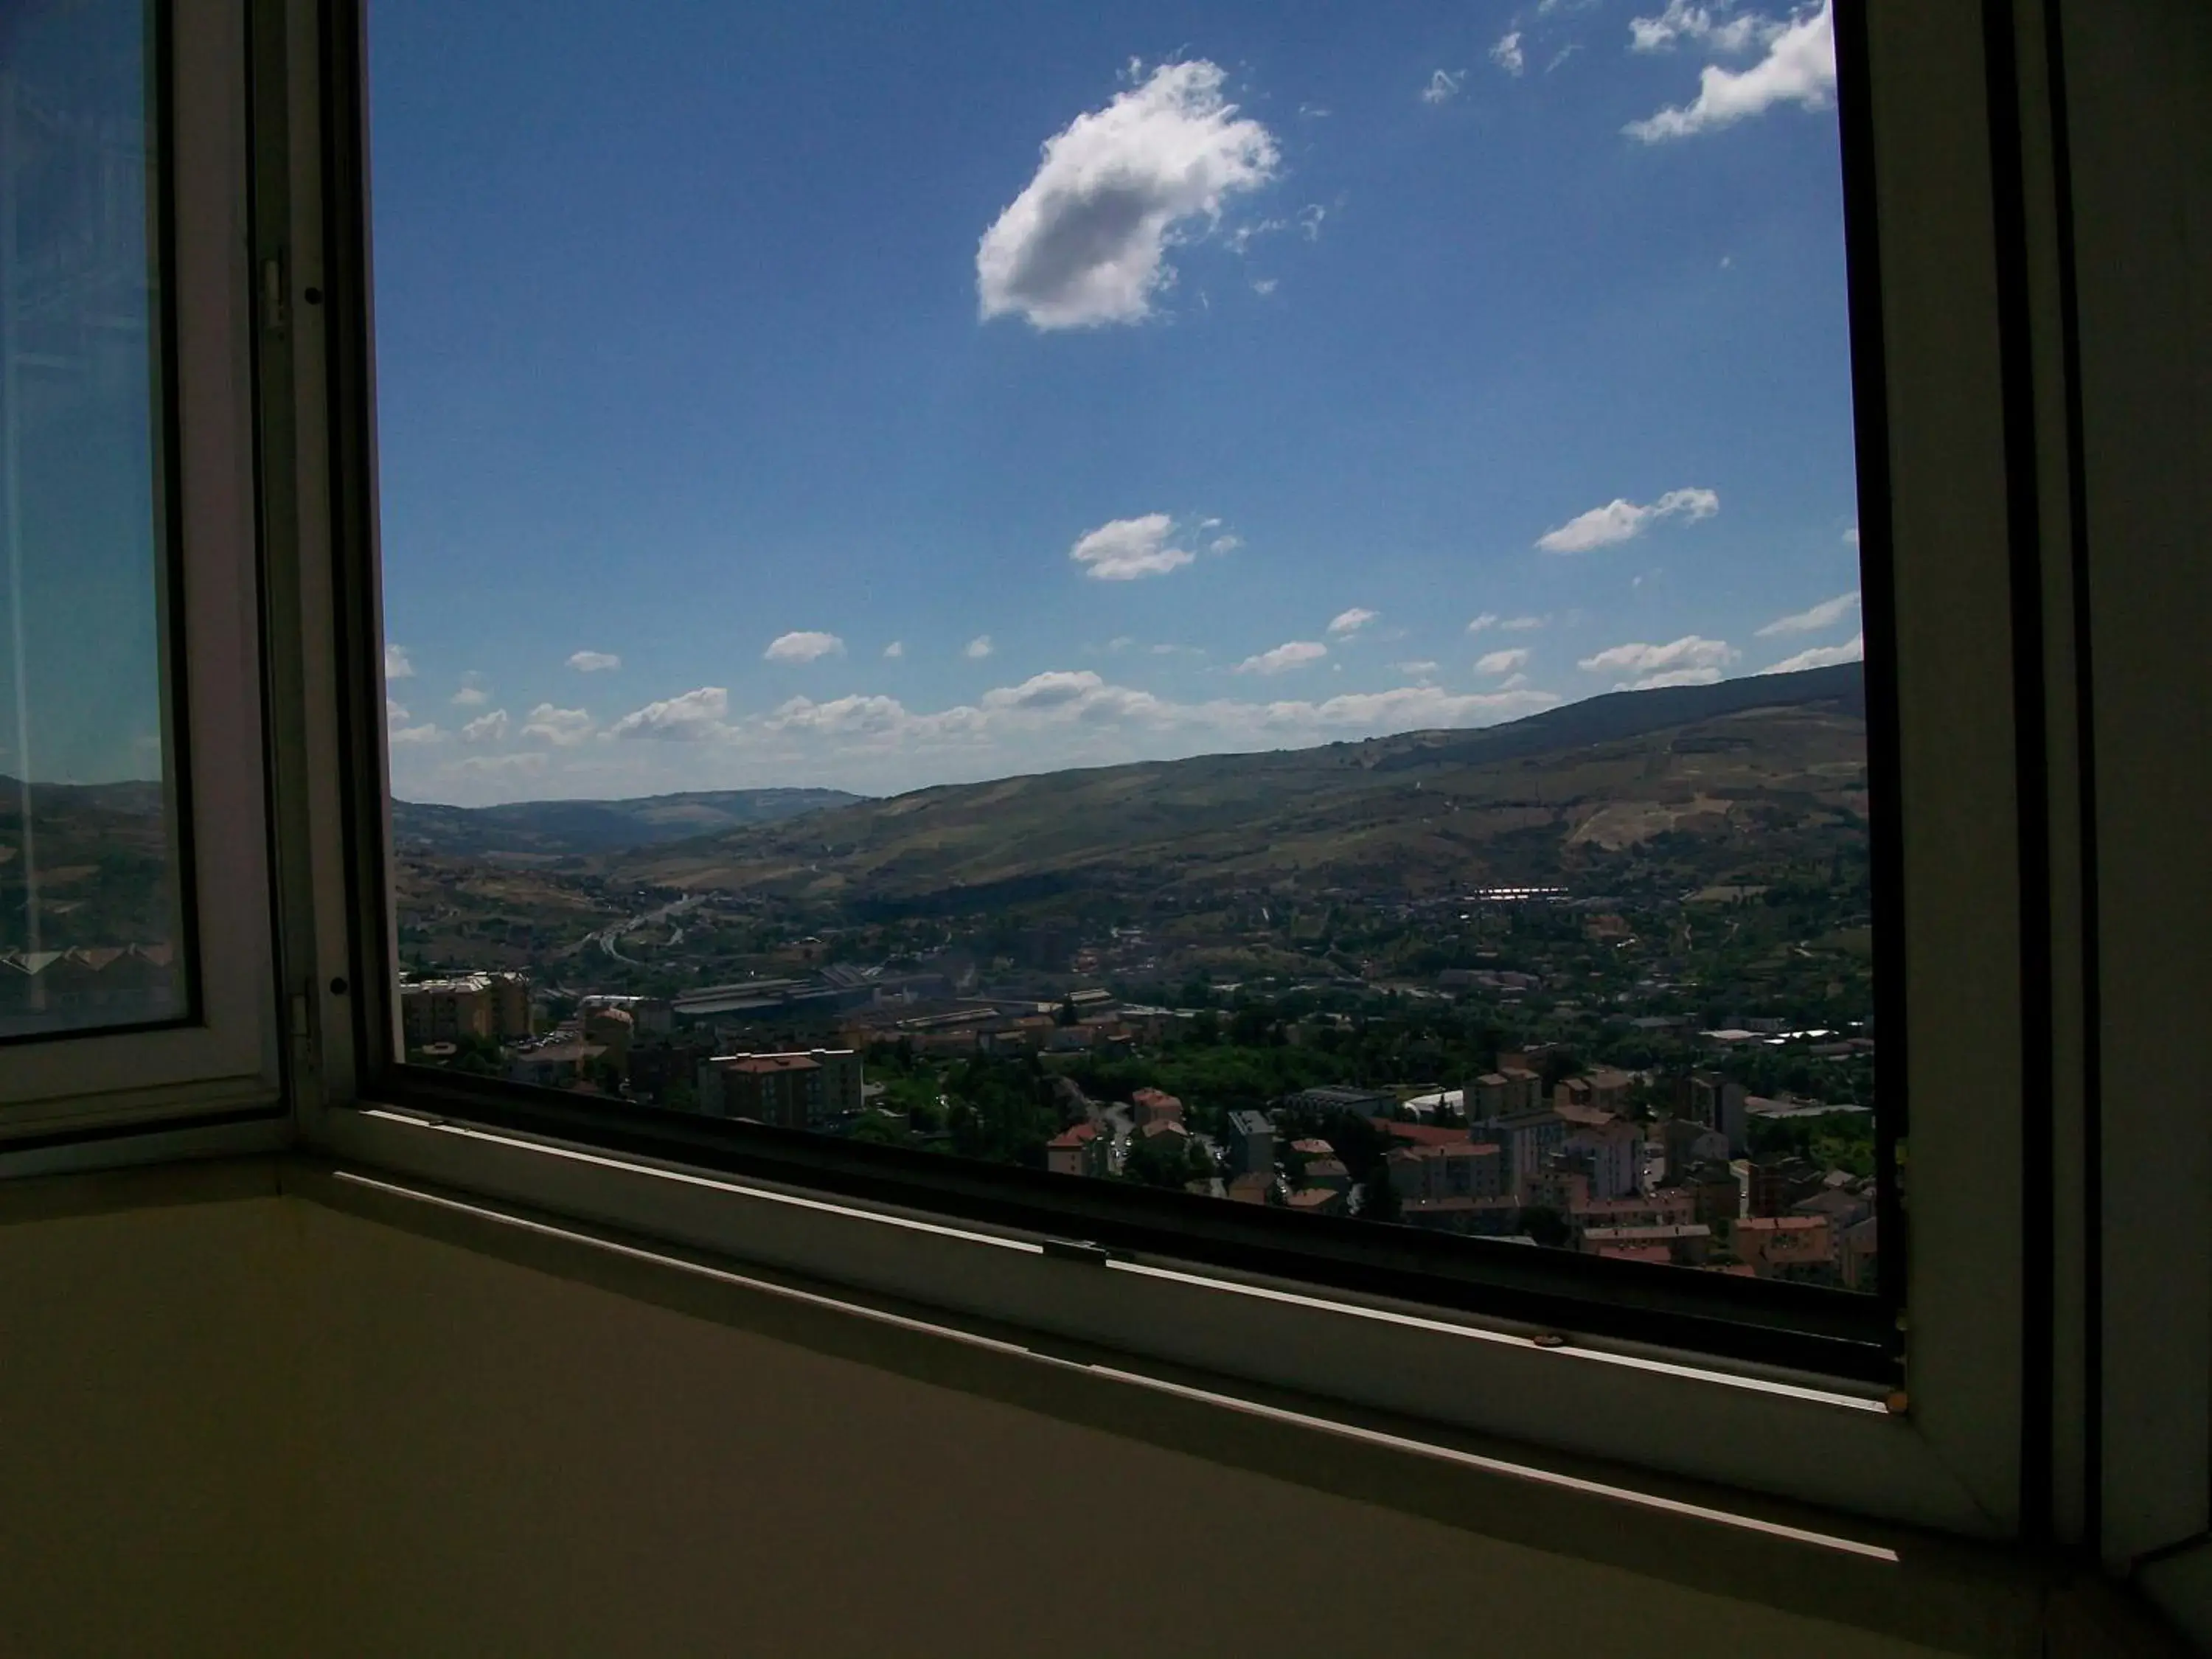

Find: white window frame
<box><xmin>0</xmin><ymin>0</ymin><xmax>281</xmax><ymax>1136</ymax></box>
<box><xmin>263</xmin><ymin>0</ymin><xmax>2164</xmax><ymax>1554</ymax></box>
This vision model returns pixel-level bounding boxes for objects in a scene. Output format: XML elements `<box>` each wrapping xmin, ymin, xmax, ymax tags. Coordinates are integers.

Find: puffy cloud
<box><xmin>1843</xmin><ymin>524</ymin><xmax>1861</xmax><ymax>546</ymax></box>
<box><xmin>883</xmin><ymin>641</ymin><xmax>905</xmax><ymax>658</ymax></box>
<box><xmin>388</xmin><ymin>720</ymin><xmax>445</xmax><ymax>746</ymax></box>
<box><xmin>1626</xmin><ymin>1</ymin><xmax>1834</xmax><ymax>142</ymax></box>
<box><xmin>965</xmin><ymin>635</ymin><xmax>995</xmax><ymax>660</ymax></box>
<box><xmin>1756</xmin><ymin>589</ymin><xmax>1860</xmax><ymax>636</ymax></box>
<box><xmin>1327</xmin><ymin>607</ymin><xmax>1378</xmax><ymax>636</ymax></box>
<box><xmin>977</xmin><ymin>60</ymin><xmax>1279</xmax><ymax>330</ymax></box>
<box><xmin>1395</xmin><ymin>660</ymin><xmax>1440</xmax><ymax>677</ymax></box>
<box><xmin>1069</xmin><ymin>513</ymin><xmax>1196</xmax><ymax>581</ymax></box>
<box><xmin>1760</xmin><ymin>632</ymin><xmax>1864</xmax><ymax>674</ymax></box>
<box><xmin>1475</xmin><ymin>647</ymin><xmax>1531</xmax><ymax>675</ymax></box>
<box><xmin>450</xmin><ymin>684</ymin><xmax>490</xmax><ymax>708</ymax></box>
<box><xmin>1629</xmin><ymin>1</ymin><xmax>1777</xmax><ymax>54</ymax></box>
<box><xmin>765</xmin><ymin>630</ymin><xmax>846</xmax><ymax>663</ymax></box>
<box><xmin>1235</xmin><ymin>640</ymin><xmax>1328</xmax><ymax>675</ymax></box>
<box><xmin>567</xmin><ymin>650</ymin><xmax>621</xmax><ymax>672</ymax></box>
<box><xmin>1491</xmin><ymin>31</ymin><xmax>1526</xmax><ymax>75</ymax></box>
<box><xmin>608</xmin><ymin>686</ymin><xmax>730</xmax><ymax>741</ymax></box>
<box><xmin>399</xmin><ymin>666</ymin><xmax>1572</xmax><ymax>800</ymax></box>
<box><xmin>1208</xmin><ymin>534</ymin><xmax>1242</xmax><ymax>554</ymax></box>
<box><xmin>1578</xmin><ymin>636</ymin><xmax>1739</xmax><ymax>689</ymax></box>
<box><xmin>1537</xmin><ymin>487</ymin><xmax>1719</xmax><ymax>553</ymax></box>
<box><xmin>1621</xmin><ymin>667</ymin><xmax>1725</xmax><ymax>689</ymax></box>
<box><xmin>521</xmin><ymin>703</ymin><xmax>594</xmax><ymax>746</ymax></box>
<box><xmin>1467</xmin><ymin>613</ymin><xmax>1500</xmax><ymax>635</ymax></box>
<box><xmin>383</xmin><ymin>644</ymin><xmax>414</xmax><ymax>681</ymax></box>
<box><xmin>1420</xmin><ymin>69</ymin><xmax>1465</xmax><ymax>105</ymax></box>
<box><xmin>460</xmin><ymin>709</ymin><xmax>512</xmax><ymax>744</ymax></box>
<box><xmin>766</xmin><ymin>693</ymin><xmax>917</xmax><ymax>740</ymax></box>
<box><xmin>386</xmin><ymin>698</ymin><xmax>409</xmax><ymax>723</ymax></box>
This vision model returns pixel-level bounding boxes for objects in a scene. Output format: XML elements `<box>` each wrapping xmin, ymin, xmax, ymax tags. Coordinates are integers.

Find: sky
<box><xmin>370</xmin><ymin>0</ymin><xmax>1865</xmax><ymax>807</ymax></box>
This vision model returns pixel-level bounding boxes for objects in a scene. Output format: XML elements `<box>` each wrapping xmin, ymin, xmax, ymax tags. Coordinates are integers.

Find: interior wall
<box><xmin>0</xmin><ymin>1188</ymin><xmax>1984</xmax><ymax>1659</ymax></box>
<box><xmin>0</xmin><ymin>1190</ymin><xmax>304</xmax><ymax>1658</ymax></box>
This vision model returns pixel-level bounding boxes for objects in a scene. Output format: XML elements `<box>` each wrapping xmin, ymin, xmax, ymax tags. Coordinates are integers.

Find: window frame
<box><xmin>282</xmin><ymin>0</ymin><xmax>2059</xmax><ymax>1541</ymax></box>
<box><xmin>0</xmin><ymin>0</ymin><xmax>282</xmax><ymax>1135</ymax></box>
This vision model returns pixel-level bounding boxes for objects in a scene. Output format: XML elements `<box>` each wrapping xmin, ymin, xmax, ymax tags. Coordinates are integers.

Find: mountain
<box><xmin>0</xmin><ymin>776</ymin><xmax>181</xmax><ymax>951</ymax></box>
<box><xmin>390</xmin><ymin>787</ymin><xmax>865</xmax><ymax>862</ymax></box>
<box><xmin>612</xmin><ymin>665</ymin><xmax>1868</xmax><ymax>912</ymax></box>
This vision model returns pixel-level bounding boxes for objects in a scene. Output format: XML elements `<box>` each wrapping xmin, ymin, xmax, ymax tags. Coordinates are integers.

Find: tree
<box><xmin>1057</xmin><ymin>995</ymin><xmax>1079</xmax><ymax>1027</ymax></box>
<box><xmin>1516</xmin><ymin>1205</ymin><xmax>1571</xmax><ymax>1248</ymax></box>
<box><xmin>1360</xmin><ymin>1164</ymin><xmax>1401</xmax><ymax>1224</ymax></box>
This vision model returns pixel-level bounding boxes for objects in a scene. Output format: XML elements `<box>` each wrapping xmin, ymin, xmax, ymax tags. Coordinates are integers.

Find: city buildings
<box><xmin>698</xmin><ymin>1048</ymin><xmax>864</xmax><ymax>1130</ymax></box>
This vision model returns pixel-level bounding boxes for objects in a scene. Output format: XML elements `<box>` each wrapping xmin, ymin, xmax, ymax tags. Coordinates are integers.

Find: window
<box><xmin>355</xmin><ymin>0</ymin><xmax>1899</xmax><ymax>1369</ymax></box>
<box><xmin>0</xmin><ymin>0</ymin><xmax>277</xmax><ymax>1132</ymax></box>
<box><xmin>1</xmin><ymin>0</ymin><xmax>187</xmax><ymax>1040</ymax></box>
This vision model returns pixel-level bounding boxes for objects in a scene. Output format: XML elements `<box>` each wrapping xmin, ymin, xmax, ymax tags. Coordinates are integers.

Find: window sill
<box><xmin>313</xmin><ymin>1099</ymin><xmax>2003</xmax><ymax>1540</ymax></box>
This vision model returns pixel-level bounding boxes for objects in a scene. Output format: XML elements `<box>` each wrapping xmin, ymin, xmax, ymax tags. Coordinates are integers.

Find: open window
<box><xmin>0</xmin><ymin>0</ymin><xmax>278</xmax><ymax>1136</ymax></box>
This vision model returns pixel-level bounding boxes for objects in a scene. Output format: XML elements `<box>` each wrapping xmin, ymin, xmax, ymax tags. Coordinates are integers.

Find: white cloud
<box><xmin>388</xmin><ymin>720</ymin><xmax>444</xmax><ymax>747</ymax></box>
<box><xmin>1761</xmin><ymin>632</ymin><xmax>1864</xmax><ymax>674</ymax></box>
<box><xmin>1419</xmin><ymin>69</ymin><xmax>1466</xmax><ymax>105</ymax></box>
<box><xmin>521</xmin><ymin>704</ymin><xmax>595</xmax><ymax>747</ymax></box>
<box><xmin>608</xmin><ymin>686</ymin><xmax>731</xmax><ymax>742</ymax></box>
<box><xmin>1756</xmin><ymin>589</ymin><xmax>1860</xmax><ymax>636</ymax></box>
<box><xmin>383</xmin><ymin>644</ymin><xmax>414</xmax><ymax>681</ymax></box>
<box><xmin>1327</xmin><ymin>607</ymin><xmax>1378</xmax><ymax>636</ymax></box>
<box><xmin>976</xmin><ymin>60</ymin><xmax>1279</xmax><ymax>330</ymax></box>
<box><xmin>966</xmin><ymin>635</ymin><xmax>995</xmax><ymax>660</ymax></box>
<box><xmin>1500</xmin><ymin>614</ymin><xmax>1546</xmax><ymax>632</ymax></box>
<box><xmin>450</xmin><ymin>684</ymin><xmax>490</xmax><ymax>708</ymax></box>
<box><xmin>1500</xmin><ymin>672</ymin><xmax>1532</xmax><ymax>689</ymax></box>
<box><xmin>1475</xmin><ymin>647</ymin><xmax>1531</xmax><ymax>675</ymax></box>
<box><xmin>765</xmin><ymin>630</ymin><xmax>846</xmax><ymax>663</ymax></box>
<box><xmin>1395</xmin><ymin>660</ymin><xmax>1440</xmax><ymax>677</ymax></box>
<box><xmin>1537</xmin><ymin>487</ymin><xmax>1719</xmax><ymax>553</ymax></box>
<box><xmin>1069</xmin><ymin>513</ymin><xmax>1197</xmax><ymax>581</ymax></box>
<box><xmin>1629</xmin><ymin>1</ymin><xmax>1778</xmax><ymax>55</ymax></box>
<box><xmin>1578</xmin><ymin>636</ymin><xmax>1739</xmax><ymax>688</ymax></box>
<box><xmin>385</xmin><ymin>698</ymin><xmax>409</xmax><ymax>723</ymax></box>
<box><xmin>1208</xmin><ymin>534</ymin><xmax>1241</xmax><ymax>555</ymax></box>
<box><xmin>394</xmin><ymin>667</ymin><xmax>1570</xmax><ymax>802</ymax></box>
<box><xmin>1621</xmin><ymin>667</ymin><xmax>1726</xmax><ymax>689</ymax></box>
<box><xmin>460</xmin><ymin>708</ymin><xmax>512</xmax><ymax>744</ymax></box>
<box><xmin>1844</xmin><ymin>525</ymin><xmax>1861</xmax><ymax>546</ymax></box>
<box><xmin>1626</xmin><ymin>1</ymin><xmax>1835</xmax><ymax>142</ymax></box>
<box><xmin>883</xmin><ymin>641</ymin><xmax>905</xmax><ymax>659</ymax></box>
<box><xmin>1467</xmin><ymin>613</ymin><xmax>1500</xmax><ymax>634</ymax></box>
<box><xmin>1491</xmin><ymin>32</ymin><xmax>1526</xmax><ymax>75</ymax></box>
<box><xmin>567</xmin><ymin>650</ymin><xmax>621</xmax><ymax>673</ymax></box>
<box><xmin>1251</xmin><ymin>277</ymin><xmax>1278</xmax><ymax>297</ymax></box>
<box><xmin>1235</xmin><ymin>640</ymin><xmax>1328</xmax><ymax>675</ymax></box>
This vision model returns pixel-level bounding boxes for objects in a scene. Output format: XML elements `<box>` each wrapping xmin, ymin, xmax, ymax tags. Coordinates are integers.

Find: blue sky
<box><xmin>371</xmin><ymin>0</ymin><xmax>1863</xmax><ymax>806</ymax></box>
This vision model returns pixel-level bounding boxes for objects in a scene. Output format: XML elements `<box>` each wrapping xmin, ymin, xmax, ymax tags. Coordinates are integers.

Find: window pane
<box><xmin>0</xmin><ymin>0</ymin><xmax>189</xmax><ymax>1038</ymax></box>
<box><xmin>374</xmin><ymin>3</ymin><xmax>1879</xmax><ymax>1292</ymax></box>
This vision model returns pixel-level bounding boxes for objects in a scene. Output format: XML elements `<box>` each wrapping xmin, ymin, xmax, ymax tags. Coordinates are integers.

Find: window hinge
<box><xmin>261</xmin><ymin>255</ymin><xmax>289</xmax><ymax>333</ymax></box>
<box><xmin>289</xmin><ymin>989</ymin><xmax>318</xmax><ymax>1075</ymax></box>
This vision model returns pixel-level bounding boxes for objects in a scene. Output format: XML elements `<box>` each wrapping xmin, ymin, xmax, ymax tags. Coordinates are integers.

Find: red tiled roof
<box><xmin>1371</xmin><ymin>1119</ymin><xmax>1472</xmax><ymax>1149</ymax></box>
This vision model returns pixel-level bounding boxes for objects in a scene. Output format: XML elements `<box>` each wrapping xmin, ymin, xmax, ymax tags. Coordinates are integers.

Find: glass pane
<box><xmin>0</xmin><ymin>0</ymin><xmax>189</xmax><ymax>1038</ymax></box>
<box><xmin>374</xmin><ymin>2</ymin><xmax>1879</xmax><ymax>1291</ymax></box>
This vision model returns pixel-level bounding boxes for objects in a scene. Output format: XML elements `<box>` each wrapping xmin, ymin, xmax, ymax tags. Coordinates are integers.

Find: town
<box><xmin>400</xmin><ymin>880</ymin><xmax>1879</xmax><ymax>1291</ymax></box>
